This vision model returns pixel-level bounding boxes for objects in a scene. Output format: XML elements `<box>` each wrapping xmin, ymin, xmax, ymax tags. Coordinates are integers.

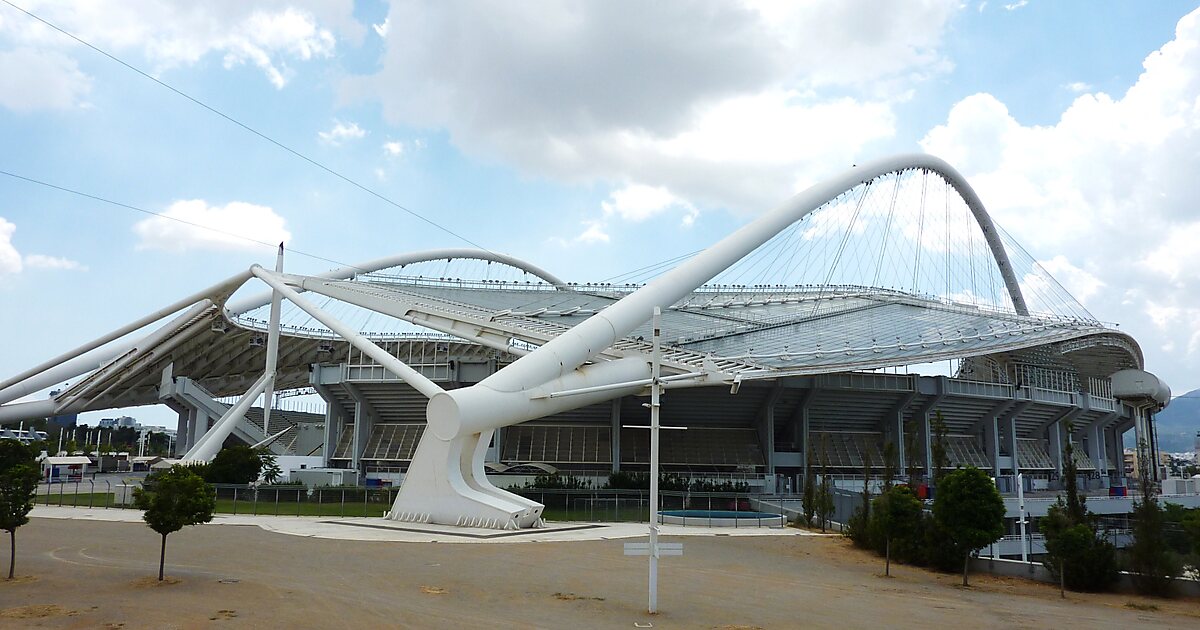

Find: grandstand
<box><xmin>0</xmin><ymin>153</ymin><xmax>1174</xmax><ymax>529</ymax></box>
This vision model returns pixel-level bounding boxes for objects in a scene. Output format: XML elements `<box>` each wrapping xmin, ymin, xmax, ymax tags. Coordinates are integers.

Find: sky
<box><xmin>1</xmin><ymin>1</ymin><xmax>1199</xmax><ymax>429</ymax></box>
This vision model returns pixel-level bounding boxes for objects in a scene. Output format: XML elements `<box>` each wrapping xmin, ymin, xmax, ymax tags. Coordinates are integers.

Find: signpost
<box><xmin>621</xmin><ymin>307</ymin><xmax>686</xmax><ymax>614</ymax></box>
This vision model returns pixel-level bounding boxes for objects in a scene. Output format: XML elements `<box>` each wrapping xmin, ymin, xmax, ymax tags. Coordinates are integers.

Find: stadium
<box><xmin>0</xmin><ymin>154</ymin><xmax>1179</xmax><ymax>533</ymax></box>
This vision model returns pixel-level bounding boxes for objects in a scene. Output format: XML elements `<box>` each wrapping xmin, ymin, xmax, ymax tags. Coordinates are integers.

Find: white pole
<box><xmin>57</xmin><ymin>428</ymin><xmax>63</xmax><ymax>455</ymax></box>
<box><xmin>648</xmin><ymin>306</ymin><xmax>662</xmax><ymax>614</ymax></box>
<box><xmin>1017</xmin><ymin>472</ymin><xmax>1028</xmax><ymax>564</ymax></box>
<box><xmin>262</xmin><ymin>244</ymin><xmax>285</xmax><ymax>437</ymax></box>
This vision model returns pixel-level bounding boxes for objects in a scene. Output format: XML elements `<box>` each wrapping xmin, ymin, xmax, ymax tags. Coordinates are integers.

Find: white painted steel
<box><xmin>250</xmin><ymin>266</ymin><xmax>445</xmax><ymax>400</ymax></box>
<box><xmin>0</xmin><ymin>270</ymin><xmax>252</xmax><ymax>407</ymax></box>
<box><xmin>226</xmin><ymin>248</ymin><xmax>568</xmax><ymax>316</ymax></box>
<box><xmin>184</xmin><ymin>372</ymin><xmax>271</xmax><ymax>461</ymax></box>
<box><xmin>262</xmin><ymin>245</ymin><xmax>285</xmax><ymax>436</ymax></box>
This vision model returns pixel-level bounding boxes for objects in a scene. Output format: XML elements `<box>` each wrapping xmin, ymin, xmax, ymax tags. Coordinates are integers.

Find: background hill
<box><xmin>1155</xmin><ymin>389</ymin><xmax>1200</xmax><ymax>453</ymax></box>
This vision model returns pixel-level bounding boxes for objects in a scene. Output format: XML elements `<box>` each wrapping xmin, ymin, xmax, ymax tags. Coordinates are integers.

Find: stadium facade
<box><xmin>0</xmin><ymin>154</ymin><xmax>1174</xmax><ymax>529</ymax></box>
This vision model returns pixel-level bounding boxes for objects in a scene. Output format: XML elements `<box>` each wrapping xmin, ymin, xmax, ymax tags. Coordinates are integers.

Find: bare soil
<box><xmin>1</xmin><ymin>518</ymin><xmax>1197</xmax><ymax>629</ymax></box>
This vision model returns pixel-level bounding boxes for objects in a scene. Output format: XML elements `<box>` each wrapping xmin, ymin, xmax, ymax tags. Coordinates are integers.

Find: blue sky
<box><xmin>2</xmin><ymin>1</ymin><xmax>1199</xmax><ymax>428</ymax></box>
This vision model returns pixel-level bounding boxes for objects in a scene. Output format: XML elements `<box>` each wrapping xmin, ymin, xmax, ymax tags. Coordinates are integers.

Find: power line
<box><xmin>0</xmin><ymin>0</ymin><xmax>489</xmax><ymax>252</ymax></box>
<box><xmin>0</xmin><ymin>168</ymin><xmax>352</xmax><ymax>269</ymax></box>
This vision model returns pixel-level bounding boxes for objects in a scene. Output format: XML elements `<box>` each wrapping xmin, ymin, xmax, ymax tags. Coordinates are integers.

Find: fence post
<box><xmin>317</xmin><ymin>489</ymin><xmax>323</xmax><ymax>517</ymax></box>
<box><xmin>72</xmin><ymin>480</ymin><xmax>80</xmax><ymax>507</ymax></box>
<box><xmin>274</xmin><ymin>488</ymin><xmax>280</xmax><ymax>516</ymax></box>
<box><xmin>104</xmin><ymin>480</ymin><xmax>110</xmax><ymax>509</ymax></box>
<box><xmin>88</xmin><ymin>480</ymin><xmax>95</xmax><ymax>509</ymax></box>
<box><xmin>363</xmin><ymin>486</ymin><xmax>368</xmax><ymax>516</ymax></box>
<box><xmin>253</xmin><ymin>487</ymin><xmax>259</xmax><ymax>516</ymax></box>
<box><xmin>340</xmin><ymin>487</ymin><xmax>345</xmax><ymax>518</ymax></box>
<box><xmin>232</xmin><ymin>487</ymin><xmax>238</xmax><ymax>516</ymax></box>
<box><xmin>296</xmin><ymin>487</ymin><xmax>302</xmax><ymax>516</ymax></box>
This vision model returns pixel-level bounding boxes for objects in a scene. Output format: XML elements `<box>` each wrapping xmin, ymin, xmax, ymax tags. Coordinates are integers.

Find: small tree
<box><xmin>871</xmin><ymin>485</ymin><xmax>922</xmax><ymax>576</ymax></box>
<box><xmin>133</xmin><ymin>466</ymin><xmax>216</xmax><ymax>581</ymax></box>
<box><xmin>205</xmin><ymin>445</ymin><xmax>264</xmax><ymax>484</ymax></box>
<box><xmin>257</xmin><ymin>448</ymin><xmax>282</xmax><ymax>484</ymax></box>
<box><xmin>0</xmin><ymin>441</ymin><xmax>40</xmax><ymax>580</ymax></box>
<box><xmin>933</xmin><ymin>466</ymin><xmax>1005</xmax><ymax>586</ymax></box>
<box><xmin>1128</xmin><ymin>440</ymin><xmax>1181</xmax><ymax>596</ymax></box>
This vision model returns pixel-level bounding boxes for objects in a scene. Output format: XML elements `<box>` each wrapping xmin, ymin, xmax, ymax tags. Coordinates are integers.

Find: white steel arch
<box><xmin>226</xmin><ymin>248</ymin><xmax>568</xmax><ymax>316</ymax></box>
<box><xmin>388</xmin><ymin>153</ymin><xmax>1033</xmax><ymax>528</ymax></box>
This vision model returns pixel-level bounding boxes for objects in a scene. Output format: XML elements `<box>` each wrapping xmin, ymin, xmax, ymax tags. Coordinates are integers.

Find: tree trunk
<box><xmin>158</xmin><ymin>533</ymin><xmax>167</xmax><ymax>582</ymax></box>
<box><xmin>7</xmin><ymin>531</ymin><xmax>14</xmax><ymax>580</ymax></box>
<box><xmin>961</xmin><ymin>553</ymin><xmax>969</xmax><ymax>587</ymax></box>
<box><xmin>885</xmin><ymin>537</ymin><xmax>891</xmax><ymax>577</ymax></box>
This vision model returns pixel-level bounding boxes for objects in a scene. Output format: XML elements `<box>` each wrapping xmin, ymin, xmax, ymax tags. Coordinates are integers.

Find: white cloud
<box><xmin>318</xmin><ymin>120</ymin><xmax>366</xmax><ymax>145</ymax></box>
<box><xmin>1004</xmin><ymin>1</ymin><xmax>1029</xmax><ymax>10</ymax></box>
<box><xmin>23</xmin><ymin>254</ymin><xmax>87</xmax><ymax>272</ymax></box>
<box><xmin>601</xmin><ymin>184</ymin><xmax>696</xmax><ymax>224</ymax></box>
<box><xmin>345</xmin><ymin>1</ymin><xmax>958</xmax><ymax>216</ymax></box>
<box><xmin>0</xmin><ymin>48</ymin><xmax>91</xmax><ymax>112</ymax></box>
<box><xmin>373</xmin><ymin>18</ymin><xmax>389</xmax><ymax>38</ymax></box>
<box><xmin>0</xmin><ymin>217</ymin><xmax>21</xmax><ymax>274</ymax></box>
<box><xmin>918</xmin><ymin>7</ymin><xmax>1200</xmax><ymax>386</ymax></box>
<box><xmin>0</xmin><ymin>218</ymin><xmax>85</xmax><ymax>274</ymax></box>
<box><xmin>576</xmin><ymin>221</ymin><xmax>610</xmax><ymax>244</ymax></box>
<box><xmin>132</xmin><ymin>200</ymin><xmax>291</xmax><ymax>252</ymax></box>
<box><xmin>1063</xmin><ymin>81</ymin><xmax>1092</xmax><ymax>93</ymax></box>
<box><xmin>0</xmin><ymin>1</ymin><xmax>360</xmax><ymax>94</ymax></box>
<box><xmin>382</xmin><ymin>141</ymin><xmax>404</xmax><ymax>157</ymax></box>
<box><xmin>1036</xmin><ymin>255</ymin><xmax>1103</xmax><ymax>305</ymax></box>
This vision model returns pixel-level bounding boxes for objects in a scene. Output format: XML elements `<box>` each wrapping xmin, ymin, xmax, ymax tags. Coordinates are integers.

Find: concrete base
<box><xmin>387</xmin><ymin>429</ymin><xmax>544</xmax><ymax>529</ymax></box>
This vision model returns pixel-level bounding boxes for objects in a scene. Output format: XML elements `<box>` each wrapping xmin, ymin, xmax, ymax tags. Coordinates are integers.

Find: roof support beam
<box><xmin>252</xmin><ymin>266</ymin><xmax>444</xmax><ymax>400</ymax></box>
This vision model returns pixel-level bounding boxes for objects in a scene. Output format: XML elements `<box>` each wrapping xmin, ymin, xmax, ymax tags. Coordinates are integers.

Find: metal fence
<box><xmin>35</xmin><ymin>481</ymin><xmax>798</xmax><ymax>524</ymax></box>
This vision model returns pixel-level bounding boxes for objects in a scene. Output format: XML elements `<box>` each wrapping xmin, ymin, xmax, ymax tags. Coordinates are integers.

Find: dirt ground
<box><xmin>1</xmin><ymin>518</ymin><xmax>1198</xmax><ymax>629</ymax></box>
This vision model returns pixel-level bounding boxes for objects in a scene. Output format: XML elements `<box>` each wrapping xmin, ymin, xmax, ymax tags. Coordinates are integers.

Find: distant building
<box><xmin>47</xmin><ymin>389</ymin><xmax>77</xmax><ymax>428</ymax></box>
<box><xmin>98</xmin><ymin>416</ymin><xmax>141</xmax><ymax>430</ymax></box>
<box><xmin>1195</xmin><ymin>430</ymin><xmax>1200</xmax><ymax>460</ymax></box>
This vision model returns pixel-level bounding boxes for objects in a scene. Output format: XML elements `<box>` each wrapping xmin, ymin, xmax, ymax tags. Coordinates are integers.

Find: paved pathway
<box><xmin>30</xmin><ymin>505</ymin><xmax>826</xmax><ymax>544</ymax></box>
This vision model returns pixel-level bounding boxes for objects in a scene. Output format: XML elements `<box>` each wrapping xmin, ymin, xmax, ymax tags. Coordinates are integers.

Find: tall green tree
<box><xmin>802</xmin><ymin>441</ymin><xmax>816</xmax><ymax>527</ymax></box>
<box><xmin>816</xmin><ymin>435</ymin><xmax>834</xmax><ymax>533</ymax></box>
<box><xmin>0</xmin><ymin>441</ymin><xmax>40</xmax><ymax>580</ymax></box>
<box><xmin>133</xmin><ymin>466</ymin><xmax>216</xmax><ymax>581</ymax></box>
<box><xmin>1039</xmin><ymin>427</ymin><xmax>1118</xmax><ymax>592</ymax></box>
<box><xmin>847</xmin><ymin>449</ymin><xmax>872</xmax><ymax>547</ymax></box>
<box><xmin>1128</xmin><ymin>440</ymin><xmax>1181</xmax><ymax>596</ymax></box>
<box><xmin>930</xmin><ymin>411</ymin><xmax>949</xmax><ymax>486</ymax></box>
<box><xmin>933</xmin><ymin>466</ymin><xmax>1005</xmax><ymax>586</ymax></box>
<box><xmin>882</xmin><ymin>441</ymin><xmax>898</xmax><ymax>492</ymax></box>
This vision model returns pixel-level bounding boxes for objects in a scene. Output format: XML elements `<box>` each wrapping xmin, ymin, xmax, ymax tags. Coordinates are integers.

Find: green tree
<box><xmin>933</xmin><ymin>466</ymin><xmax>1005</xmax><ymax>586</ymax></box>
<box><xmin>205</xmin><ymin>445</ymin><xmax>264</xmax><ymax>484</ymax></box>
<box><xmin>133</xmin><ymin>466</ymin><xmax>216</xmax><ymax>581</ymax></box>
<box><xmin>870</xmin><ymin>485</ymin><xmax>922</xmax><ymax>576</ymax></box>
<box><xmin>257</xmin><ymin>448</ymin><xmax>282</xmax><ymax>484</ymax></box>
<box><xmin>0</xmin><ymin>441</ymin><xmax>40</xmax><ymax>580</ymax></box>
<box><xmin>1128</xmin><ymin>440</ymin><xmax>1181</xmax><ymax>596</ymax></box>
